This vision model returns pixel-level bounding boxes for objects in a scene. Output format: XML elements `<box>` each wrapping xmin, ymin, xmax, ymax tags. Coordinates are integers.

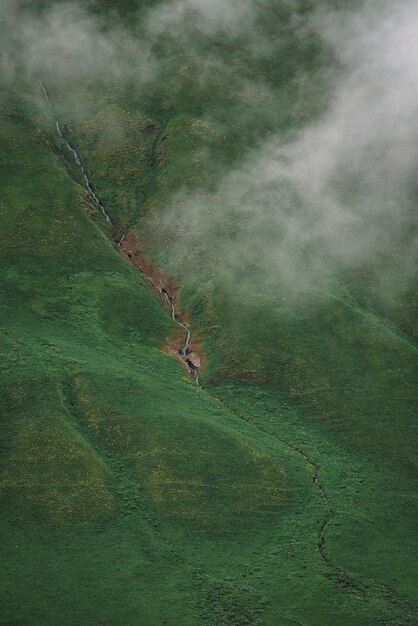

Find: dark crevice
<box><xmin>201</xmin><ymin>388</ymin><xmax>333</xmax><ymax>566</ymax></box>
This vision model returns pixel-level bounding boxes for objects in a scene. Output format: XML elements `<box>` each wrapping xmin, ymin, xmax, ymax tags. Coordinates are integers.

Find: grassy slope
<box><xmin>61</xmin><ymin>2</ymin><xmax>417</xmax><ymax>614</ymax></box>
<box><xmin>1</xmin><ymin>1</ymin><xmax>417</xmax><ymax>625</ymax></box>
<box><xmin>0</xmin><ymin>89</ymin><xmax>377</xmax><ymax>626</ymax></box>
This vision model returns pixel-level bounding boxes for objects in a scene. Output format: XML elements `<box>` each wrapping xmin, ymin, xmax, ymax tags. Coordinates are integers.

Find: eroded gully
<box><xmin>39</xmin><ymin>80</ymin><xmax>198</xmax><ymax>383</ymax></box>
<box><xmin>39</xmin><ymin>79</ymin><xmax>331</xmax><ymax>566</ymax></box>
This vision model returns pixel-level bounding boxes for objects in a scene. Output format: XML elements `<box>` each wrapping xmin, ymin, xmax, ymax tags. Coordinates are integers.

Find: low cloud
<box><xmin>161</xmin><ymin>0</ymin><xmax>418</xmax><ymax>302</ymax></box>
<box><xmin>0</xmin><ymin>0</ymin><xmax>155</xmax><ymax>90</ymax></box>
<box><xmin>1</xmin><ymin>0</ymin><xmax>416</xmax><ymax>306</ymax></box>
<box><xmin>147</xmin><ymin>0</ymin><xmax>257</xmax><ymax>36</ymax></box>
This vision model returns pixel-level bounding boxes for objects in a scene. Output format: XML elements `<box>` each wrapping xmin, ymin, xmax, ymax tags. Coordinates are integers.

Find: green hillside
<box><xmin>0</xmin><ymin>1</ymin><xmax>417</xmax><ymax>624</ymax></box>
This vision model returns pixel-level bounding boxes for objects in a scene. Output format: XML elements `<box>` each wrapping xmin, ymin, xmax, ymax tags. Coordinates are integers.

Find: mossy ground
<box><xmin>1</xmin><ymin>1</ymin><xmax>417</xmax><ymax>624</ymax></box>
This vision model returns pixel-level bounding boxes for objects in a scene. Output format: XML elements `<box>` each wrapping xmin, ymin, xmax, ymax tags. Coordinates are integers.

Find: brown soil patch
<box><xmin>118</xmin><ymin>231</ymin><xmax>172</xmax><ymax>296</ymax></box>
<box><xmin>118</xmin><ymin>231</ymin><xmax>206</xmax><ymax>377</ymax></box>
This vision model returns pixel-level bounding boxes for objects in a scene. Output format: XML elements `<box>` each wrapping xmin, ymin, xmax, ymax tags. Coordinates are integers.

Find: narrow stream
<box><xmin>160</xmin><ymin>285</ymin><xmax>199</xmax><ymax>385</ymax></box>
<box><xmin>39</xmin><ymin>80</ymin><xmax>331</xmax><ymax>562</ymax></box>
<box><xmin>39</xmin><ymin>80</ymin><xmax>112</xmax><ymax>225</ymax></box>
<box><xmin>39</xmin><ymin>79</ymin><xmax>199</xmax><ymax>385</ymax></box>
<box><xmin>37</xmin><ymin>82</ymin><xmax>406</xmax><ymax>614</ymax></box>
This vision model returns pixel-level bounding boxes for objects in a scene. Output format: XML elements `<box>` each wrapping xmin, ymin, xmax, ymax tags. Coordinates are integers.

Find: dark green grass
<box><xmin>1</xmin><ymin>87</ymin><xmax>417</xmax><ymax>625</ymax></box>
<box><xmin>0</xmin><ymin>96</ymin><xmax>328</xmax><ymax>625</ymax></box>
<box><xmin>1</xmin><ymin>0</ymin><xmax>418</xmax><ymax>624</ymax></box>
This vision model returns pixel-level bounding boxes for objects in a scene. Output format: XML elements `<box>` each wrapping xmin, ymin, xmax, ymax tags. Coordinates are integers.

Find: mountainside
<box><xmin>0</xmin><ymin>1</ymin><xmax>417</xmax><ymax>624</ymax></box>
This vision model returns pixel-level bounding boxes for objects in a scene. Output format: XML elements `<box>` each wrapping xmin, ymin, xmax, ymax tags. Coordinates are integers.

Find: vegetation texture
<box><xmin>0</xmin><ymin>0</ymin><xmax>417</xmax><ymax>624</ymax></box>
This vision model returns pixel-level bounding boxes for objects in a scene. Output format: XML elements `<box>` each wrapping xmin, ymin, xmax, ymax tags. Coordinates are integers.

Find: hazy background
<box><xmin>1</xmin><ymin>0</ymin><xmax>417</xmax><ymax>308</ymax></box>
<box><xmin>155</xmin><ymin>0</ymin><xmax>418</xmax><ymax>307</ymax></box>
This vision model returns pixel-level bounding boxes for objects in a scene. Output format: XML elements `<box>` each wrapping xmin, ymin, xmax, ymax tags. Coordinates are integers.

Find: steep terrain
<box><xmin>0</xmin><ymin>1</ymin><xmax>417</xmax><ymax>624</ymax></box>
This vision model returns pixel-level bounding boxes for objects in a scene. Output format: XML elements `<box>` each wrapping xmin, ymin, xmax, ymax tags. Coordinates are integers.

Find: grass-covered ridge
<box><xmin>1</xmin><ymin>0</ymin><xmax>417</xmax><ymax>624</ymax></box>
